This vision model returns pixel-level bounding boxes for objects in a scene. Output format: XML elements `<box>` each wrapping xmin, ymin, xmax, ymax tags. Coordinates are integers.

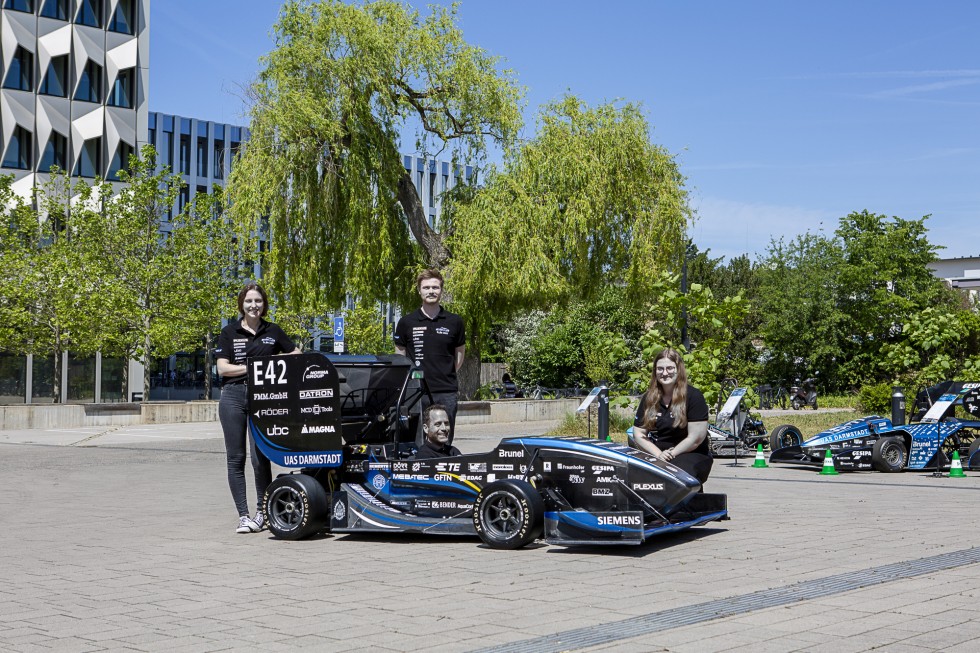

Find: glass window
<box><xmin>75</xmin><ymin>0</ymin><xmax>102</xmax><ymax>28</ymax></box>
<box><xmin>39</xmin><ymin>55</ymin><xmax>69</xmax><ymax>97</ymax></box>
<box><xmin>40</xmin><ymin>131</ymin><xmax>68</xmax><ymax>172</ymax></box>
<box><xmin>180</xmin><ymin>118</ymin><xmax>191</xmax><ymax>135</ymax></box>
<box><xmin>108</xmin><ymin>0</ymin><xmax>134</xmax><ymax>34</ymax></box>
<box><xmin>75</xmin><ymin>60</ymin><xmax>102</xmax><ymax>103</ymax></box>
<box><xmin>100</xmin><ymin>357</ymin><xmax>126</xmax><ymax>403</ymax></box>
<box><xmin>429</xmin><ymin>172</ymin><xmax>436</xmax><ymax>207</ymax></box>
<box><xmin>179</xmin><ymin>134</ymin><xmax>190</xmax><ymax>174</ymax></box>
<box><xmin>66</xmin><ymin>352</ymin><xmax>96</xmax><ymax>404</ymax></box>
<box><xmin>213</xmin><ymin>139</ymin><xmax>225</xmax><ymax>179</ymax></box>
<box><xmin>3</xmin><ymin>0</ymin><xmax>33</xmax><ymax>12</ymax></box>
<box><xmin>159</xmin><ymin>130</ymin><xmax>173</xmax><ymax>169</ymax></box>
<box><xmin>108</xmin><ymin>141</ymin><xmax>134</xmax><ymax>180</ymax></box>
<box><xmin>107</xmin><ymin>68</ymin><xmax>134</xmax><ymax>108</ymax></box>
<box><xmin>148</xmin><ymin>112</ymin><xmax>156</xmax><ymax>129</ymax></box>
<box><xmin>40</xmin><ymin>0</ymin><xmax>69</xmax><ymax>20</ymax></box>
<box><xmin>3</xmin><ymin>47</ymin><xmax>33</xmax><ymax>91</ymax></box>
<box><xmin>2</xmin><ymin>126</ymin><xmax>32</xmax><ymax>170</ymax></box>
<box><xmin>0</xmin><ymin>353</ymin><xmax>27</xmax><ymax>404</ymax></box>
<box><xmin>177</xmin><ymin>185</ymin><xmax>190</xmax><ymax>213</ymax></box>
<box><xmin>196</xmin><ymin>136</ymin><xmax>208</xmax><ymax>177</ymax></box>
<box><xmin>32</xmin><ymin>354</ymin><xmax>57</xmax><ymax>404</ymax></box>
<box><xmin>73</xmin><ymin>137</ymin><xmax>102</xmax><ymax>177</ymax></box>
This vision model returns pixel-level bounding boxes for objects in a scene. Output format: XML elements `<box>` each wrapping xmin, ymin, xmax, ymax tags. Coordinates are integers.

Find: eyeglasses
<box><xmin>656</xmin><ymin>366</ymin><xmax>677</xmax><ymax>374</ymax></box>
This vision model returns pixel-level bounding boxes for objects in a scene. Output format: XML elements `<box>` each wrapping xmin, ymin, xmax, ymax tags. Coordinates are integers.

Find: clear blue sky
<box><xmin>151</xmin><ymin>1</ymin><xmax>980</xmax><ymax>261</ymax></box>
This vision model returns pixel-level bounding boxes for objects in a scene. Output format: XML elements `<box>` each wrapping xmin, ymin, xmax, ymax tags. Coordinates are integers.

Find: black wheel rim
<box><xmin>482</xmin><ymin>491</ymin><xmax>524</xmax><ymax>540</ymax></box>
<box><xmin>883</xmin><ymin>443</ymin><xmax>903</xmax><ymax>467</ymax></box>
<box><xmin>268</xmin><ymin>485</ymin><xmax>305</xmax><ymax>532</ymax></box>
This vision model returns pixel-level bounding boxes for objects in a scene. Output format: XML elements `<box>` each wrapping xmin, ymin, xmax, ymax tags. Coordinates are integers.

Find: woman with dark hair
<box><xmin>631</xmin><ymin>348</ymin><xmax>713</xmax><ymax>484</ymax></box>
<box><xmin>214</xmin><ymin>282</ymin><xmax>301</xmax><ymax>534</ymax></box>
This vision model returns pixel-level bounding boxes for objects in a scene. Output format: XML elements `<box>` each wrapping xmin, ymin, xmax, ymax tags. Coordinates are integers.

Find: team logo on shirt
<box><xmin>435</xmin><ymin>327</ymin><xmax>450</xmax><ymax>335</ymax></box>
<box><xmin>261</xmin><ymin>336</ymin><xmax>276</xmax><ymax>345</ymax></box>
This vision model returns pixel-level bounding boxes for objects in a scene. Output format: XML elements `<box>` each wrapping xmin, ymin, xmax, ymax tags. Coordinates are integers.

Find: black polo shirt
<box><xmin>393</xmin><ymin>307</ymin><xmax>465</xmax><ymax>393</ymax></box>
<box><xmin>215</xmin><ymin>319</ymin><xmax>296</xmax><ymax>386</ymax></box>
<box><xmin>633</xmin><ymin>385</ymin><xmax>710</xmax><ymax>455</ymax></box>
<box><xmin>413</xmin><ymin>441</ymin><xmax>462</xmax><ymax>459</ymax></box>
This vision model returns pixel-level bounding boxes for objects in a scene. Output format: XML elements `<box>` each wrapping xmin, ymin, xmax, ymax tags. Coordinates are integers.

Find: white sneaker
<box><xmin>250</xmin><ymin>511</ymin><xmax>266</xmax><ymax>532</ymax></box>
<box><xmin>236</xmin><ymin>516</ymin><xmax>255</xmax><ymax>534</ymax></box>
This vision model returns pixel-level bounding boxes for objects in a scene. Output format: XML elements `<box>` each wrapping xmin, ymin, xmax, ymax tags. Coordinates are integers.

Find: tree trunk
<box><xmin>203</xmin><ymin>332</ymin><xmax>213</xmax><ymax>400</ymax></box>
<box><xmin>457</xmin><ymin>319</ymin><xmax>482</xmax><ymax>400</ymax></box>
<box><xmin>142</xmin><ymin>319</ymin><xmax>152</xmax><ymax>403</ymax></box>
<box><xmin>397</xmin><ymin>172</ymin><xmax>449</xmax><ymax>268</ymax></box>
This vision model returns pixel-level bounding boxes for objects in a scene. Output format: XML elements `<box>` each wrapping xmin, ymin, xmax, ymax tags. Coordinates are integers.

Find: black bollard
<box><xmin>891</xmin><ymin>386</ymin><xmax>906</xmax><ymax>426</ymax></box>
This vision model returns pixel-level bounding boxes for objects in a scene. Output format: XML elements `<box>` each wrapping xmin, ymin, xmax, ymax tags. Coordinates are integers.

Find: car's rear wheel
<box><xmin>769</xmin><ymin>424</ymin><xmax>803</xmax><ymax>450</ymax></box>
<box><xmin>264</xmin><ymin>474</ymin><xmax>329</xmax><ymax>540</ymax></box>
<box><xmin>932</xmin><ymin>435</ymin><xmax>960</xmax><ymax>470</ymax></box>
<box><xmin>871</xmin><ymin>437</ymin><xmax>906</xmax><ymax>473</ymax></box>
<box><xmin>473</xmin><ymin>479</ymin><xmax>543</xmax><ymax>549</ymax></box>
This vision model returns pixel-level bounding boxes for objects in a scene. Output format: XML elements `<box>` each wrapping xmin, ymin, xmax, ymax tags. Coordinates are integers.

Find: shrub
<box><xmin>858</xmin><ymin>382</ymin><xmax>892</xmax><ymax>414</ymax></box>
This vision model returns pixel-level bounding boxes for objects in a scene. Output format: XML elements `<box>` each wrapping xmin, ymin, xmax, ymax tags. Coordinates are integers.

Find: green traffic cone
<box><xmin>752</xmin><ymin>444</ymin><xmax>768</xmax><ymax>468</ymax></box>
<box><xmin>949</xmin><ymin>450</ymin><xmax>966</xmax><ymax>477</ymax></box>
<box><xmin>819</xmin><ymin>448</ymin><xmax>839</xmax><ymax>475</ymax></box>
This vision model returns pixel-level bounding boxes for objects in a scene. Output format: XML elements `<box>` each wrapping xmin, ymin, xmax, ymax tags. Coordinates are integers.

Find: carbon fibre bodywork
<box><xmin>247</xmin><ymin>353</ymin><xmax>728</xmax><ymax>546</ymax></box>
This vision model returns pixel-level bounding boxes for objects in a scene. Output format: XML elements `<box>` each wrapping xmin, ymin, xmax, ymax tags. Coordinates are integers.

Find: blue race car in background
<box><xmin>770</xmin><ymin>382</ymin><xmax>980</xmax><ymax>472</ymax></box>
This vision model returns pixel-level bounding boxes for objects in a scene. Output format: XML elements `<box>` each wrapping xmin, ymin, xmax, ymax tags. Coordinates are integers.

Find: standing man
<box><xmin>394</xmin><ymin>269</ymin><xmax>466</xmax><ymax>443</ymax></box>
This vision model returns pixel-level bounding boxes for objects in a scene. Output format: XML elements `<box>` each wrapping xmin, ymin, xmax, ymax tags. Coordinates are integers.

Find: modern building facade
<box><xmin>0</xmin><ymin>0</ymin><xmax>148</xmax><ymax>195</ymax></box>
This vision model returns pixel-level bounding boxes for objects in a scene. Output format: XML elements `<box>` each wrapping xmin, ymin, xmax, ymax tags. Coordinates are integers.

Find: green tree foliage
<box><xmin>0</xmin><ymin>175</ymin><xmax>83</xmax><ymax>402</ymax></box>
<box><xmin>755</xmin><ymin>232</ymin><xmax>846</xmax><ymax>388</ymax></box>
<box><xmin>497</xmin><ymin>287</ymin><xmax>646</xmax><ymax>389</ymax></box>
<box><xmin>228</xmin><ymin>0</ymin><xmax>523</xmax><ymax>312</ymax></box>
<box><xmin>756</xmin><ymin>211</ymin><xmax>955</xmax><ymax>391</ymax></box>
<box><xmin>345</xmin><ymin>300</ymin><xmax>395</xmax><ymax>355</ymax></box>
<box><xmin>604</xmin><ymin>271</ymin><xmax>750</xmax><ymax>408</ymax></box>
<box><xmin>66</xmin><ymin>147</ymin><xmax>239</xmax><ymax>400</ymax></box>
<box><xmin>449</xmin><ymin>96</ymin><xmax>690</xmax><ymax>339</ymax></box>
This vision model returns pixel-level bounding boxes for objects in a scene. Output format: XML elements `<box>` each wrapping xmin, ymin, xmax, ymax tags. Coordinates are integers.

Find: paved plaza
<box><xmin>3</xmin><ymin>420</ymin><xmax>980</xmax><ymax>652</ymax></box>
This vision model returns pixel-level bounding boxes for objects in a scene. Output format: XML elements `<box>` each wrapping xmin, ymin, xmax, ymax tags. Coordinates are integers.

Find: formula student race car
<box><xmin>707</xmin><ymin>387</ymin><xmax>804</xmax><ymax>456</ymax></box>
<box><xmin>247</xmin><ymin>353</ymin><xmax>728</xmax><ymax>548</ymax></box>
<box><xmin>769</xmin><ymin>382</ymin><xmax>980</xmax><ymax>472</ymax></box>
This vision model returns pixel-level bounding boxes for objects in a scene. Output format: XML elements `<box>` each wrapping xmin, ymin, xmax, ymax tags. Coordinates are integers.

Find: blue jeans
<box><xmin>218</xmin><ymin>383</ymin><xmax>271</xmax><ymax>516</ymax></box>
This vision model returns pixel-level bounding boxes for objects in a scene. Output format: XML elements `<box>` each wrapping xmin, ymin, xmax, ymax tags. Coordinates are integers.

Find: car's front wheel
<box><xmin>473</xmin><ymin>479</ymin><xmax>543</xmax><ymax>549</ymax></box>
<box><xmin>871</xmin><ymin>437</ymin><xmax>906</xmax><ymax>473</ymax></box>
<box><xmin>769</xmin><ymin>424</ymin><xmax>803</xmax><ymax>450</ymax></box>
<box><xmin>264</xmin><ymin>474</ymin><xmax>329</xmax><ymax>540</ymax></box>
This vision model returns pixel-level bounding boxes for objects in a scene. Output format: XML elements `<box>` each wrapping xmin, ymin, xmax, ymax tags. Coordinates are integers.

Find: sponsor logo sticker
<box><xmin>299</xmin><ymin>389</ymin><xmax>334</xmax><ymax>400</ymax></box>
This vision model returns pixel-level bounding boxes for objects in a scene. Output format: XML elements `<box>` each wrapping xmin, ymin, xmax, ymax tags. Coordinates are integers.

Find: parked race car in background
<box><xmin>770</xmin><ymin>382</ymin><xmax>980</xmax><ymax>472</ymax></box>
<box><xmin>248</xmin><ymin>353</ymin><xmax>729</xmax><ymax>549</ymax></box>
<box><xmin>707</xmin><ymin>387</ymin><xmax>804</xmax><ymax>456</ymax></box>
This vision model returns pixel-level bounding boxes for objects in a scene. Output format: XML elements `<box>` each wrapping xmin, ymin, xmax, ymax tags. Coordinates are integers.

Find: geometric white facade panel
<box><xmin>37</xmin><ymin>24</ymin><xmax>72</xmax><ymax>76</ymax></box>
<box><xmin>1</xmin><ymin>3</ymin><xmax>147</xmax><ymax>186</ymax></box>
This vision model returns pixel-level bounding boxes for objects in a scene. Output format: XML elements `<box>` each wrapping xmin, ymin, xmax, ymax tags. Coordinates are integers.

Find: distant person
<box><xmin>501</xmin><ymin>373</ymin><xmax>518</xmax><ymax>398</ymax></box>
<box><xmin>413</xmin><ymin>404</ymin><xmax>462</xmax><ymax>459</ymax></box>
<box><xmin>215</xmin><ymin>282</ymin><xmax>301</xmax><ymax>534</ymax></box>
<box><xmin>393</xmin><ymin>269</ymin><xmax>465</xmax><ymax>442</ymax></box>
<box><xmin>631</xmin><ymin>348</ymin><xmax>713</xmax><ymax>484</ymax></box>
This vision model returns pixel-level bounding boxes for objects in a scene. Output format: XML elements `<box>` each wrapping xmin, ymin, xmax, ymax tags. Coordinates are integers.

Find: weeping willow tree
<box><xmin>448</xmin><ymin>96</ymin><xmax>691</xmax><ymax>341</ymax></box>
<box><xmin>227</xmin><ymin>0</ymin><xmax>524</xmax><ymax>313</ymax></box>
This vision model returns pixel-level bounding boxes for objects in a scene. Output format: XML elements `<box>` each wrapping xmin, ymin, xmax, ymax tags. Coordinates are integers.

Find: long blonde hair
<box><xmin>641</xmin><ymin>348</ymin><xmax>688</xmax><ymax>429</ymax></box>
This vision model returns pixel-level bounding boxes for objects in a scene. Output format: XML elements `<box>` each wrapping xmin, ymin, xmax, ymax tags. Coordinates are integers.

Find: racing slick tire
<box><xmin>769</xmin><ymin>424</ymin><xmax>804</xmax><ymax>451</ymax></box>
<box><xmin>473</xmin><ymin>479</ymin><xmax>544</xmax><ymax>550</ymax></box>
<box><xmin>264</xmin><ymin>474</ymin><xmax>329</xmax><ymax>540</ymax></box>
<box><xmin>871</xmin><ymin>437</ymin><xmax>907</xmax><ymax>473</ymax></box>
<box><xmin>968</xmin><ymin>439</ymin><xmax>980</xmax><ymax>470</ymax></box>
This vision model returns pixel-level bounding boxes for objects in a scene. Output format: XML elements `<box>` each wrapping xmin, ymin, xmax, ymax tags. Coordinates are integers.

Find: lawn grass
<box><xmin>547</xmin><ymin>407</ymin><xmax>866</xmax><ymax>442</ymax></box>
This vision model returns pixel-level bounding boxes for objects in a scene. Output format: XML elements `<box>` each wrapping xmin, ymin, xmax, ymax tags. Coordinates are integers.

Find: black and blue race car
<box><xmin>247</xmin><ymin>353</ymin><xmax>728</xmax><ymax>548</ymax></box>
<box><xmin>770</xmin><ymin>382</ymin><xmax>980</xmax><ymax>472</ymax></box>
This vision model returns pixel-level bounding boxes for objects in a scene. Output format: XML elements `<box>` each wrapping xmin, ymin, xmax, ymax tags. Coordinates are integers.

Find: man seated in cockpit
<box><xmin>413</xmin><ymin>404</ymin><xmax>462</xmax><ymax>459</ymax></box>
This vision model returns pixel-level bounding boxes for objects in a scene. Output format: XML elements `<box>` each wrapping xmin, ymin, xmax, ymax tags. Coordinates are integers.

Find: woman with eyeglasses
<box><xmin>631</xmin><ymin>348</ymin><xmax>713</xmax><ymax>484</ymax></box>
